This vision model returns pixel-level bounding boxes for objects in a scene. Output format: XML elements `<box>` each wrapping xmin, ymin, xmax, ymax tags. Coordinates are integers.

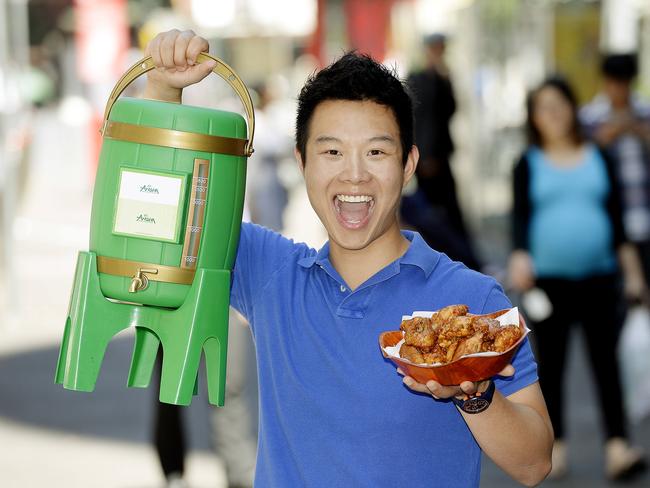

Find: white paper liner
<box><xmin>383</xmin><ymin>307</ymin><xmax>527</xmax><ymax>365</ymax></box>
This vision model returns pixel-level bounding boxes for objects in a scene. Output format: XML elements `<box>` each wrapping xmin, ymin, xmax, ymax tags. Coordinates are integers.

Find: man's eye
<box><xmin>324</xmin><ymin>149</ymin><xmax>340</xmax><ymax>156</ymax></box>
<box><xmin>368</xmin><ymin>149</ymin><xmax>385</xmax><ymax>156</ymax></box>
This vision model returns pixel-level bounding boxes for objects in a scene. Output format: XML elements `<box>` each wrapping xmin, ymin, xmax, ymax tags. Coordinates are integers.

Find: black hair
<box><xmin>601</xmin><ymin>53</ymin><xmax>638</xmax><ymax>81</ymax></box>
<box><xmin>295</xmin><ymin>51</ymin><xmax>414</xmax><ymax>165</ymax></box>
<box><xmin>525</xmin><ymin>76</ymin><xmax>584</xmax><ymax>147</ymax></box>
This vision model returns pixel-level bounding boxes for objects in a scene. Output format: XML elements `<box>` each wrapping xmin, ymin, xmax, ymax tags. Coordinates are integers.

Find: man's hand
<box><xmin>143</xmin><ymin>29</ymin><xmax>216</xmax><ymax>103</ymax></box>
<box><xmin>398</xmin><ymin>364</ymin><xmax>515</xmax><ymax>401</ymax></box>
<box><xmin>508</xmin><ymin>250</ymin><xmax>535</xmax><ymax>292</ymax></box>
<box><xmin>618</xmin><ymin>243</ymin><xmax>650</xmax><ymax>304</ymax></box>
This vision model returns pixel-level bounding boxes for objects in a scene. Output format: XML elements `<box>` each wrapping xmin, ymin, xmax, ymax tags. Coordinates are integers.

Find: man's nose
<box><xmin>341</xmin><ymin>154</ymin><xmax>370</xmax><ymax>183</ymax></box>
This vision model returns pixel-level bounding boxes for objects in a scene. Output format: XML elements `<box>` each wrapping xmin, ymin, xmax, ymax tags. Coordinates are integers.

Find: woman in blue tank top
<box><xmin>508</xmin><ymin>77</ymin><xmax>646</xmax><ymax>480</ymax></box>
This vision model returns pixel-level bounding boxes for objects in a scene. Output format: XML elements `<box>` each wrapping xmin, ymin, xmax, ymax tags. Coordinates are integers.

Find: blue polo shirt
<box><xmin>231</xmin><ymin>223</ymin><xmax>538</xmax><ymax>487</ymax></box>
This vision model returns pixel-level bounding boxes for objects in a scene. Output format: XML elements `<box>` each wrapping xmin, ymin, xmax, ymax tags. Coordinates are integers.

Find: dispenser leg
<box><xmin>193</xmin><ymin>269</ymin><xmax>230</xmax><ymax>406</ymax></box>
<box><xmin>153</xmin><ymin>269</ymin><xmax>230</xmax><ymax>406</ymax></box>
<box><xmin>57</xmin><ymin>251</ymin><xmax>131</xmax><ymax>391</ymax></box>
<box><xmin>158</xmin><ymin>343</ymin><xmax>203</xmax><ymax>406</ymax></box>
<box><xmin>128</xmin><ymin>328</ymin><xmax>160</xmax><ymax>388</ymax></box>
<box><xmin>203</xmin><ymin>336</ymin><xmax>226</xmax><ymax>406</ymax></box>
<box><xmin>54</xmin><ymin>317</ymin><xmax>72</xmax><ymax>385</ymax></box>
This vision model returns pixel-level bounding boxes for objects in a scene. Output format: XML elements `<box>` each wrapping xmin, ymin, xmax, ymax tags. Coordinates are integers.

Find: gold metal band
<box><xmin>101</xmin><ymin>53</ymin><xmax>255</xmax><ymax>156</ymax></box>
<box><xmin>97</xmin><ymin>255</ymin><xmax>195</xmax><ymax>285</ymax></box>
<box><xmin>103</xmin><ymin>120</ymin><xmax>248</xmax><ymax>156</ymax></box>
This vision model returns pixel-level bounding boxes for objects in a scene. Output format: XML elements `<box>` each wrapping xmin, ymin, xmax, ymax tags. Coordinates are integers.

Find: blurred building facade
<box><xmin>3</xmin><ymin>0</ymin><xmax>650</xmax><ymax>321</ymax></box>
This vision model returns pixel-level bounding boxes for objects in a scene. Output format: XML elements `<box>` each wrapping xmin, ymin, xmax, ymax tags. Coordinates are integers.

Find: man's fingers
<box><xmin>425</xmin><ymin>380</ymin><xmax>460</xmax><ymax>399</ymax></box>
<box><xmin>160</xmin><ymin>29</ymin><xmax>181</xmax><ymax>68</ymax></box>
<box><xmin>147</xmin><ymin>33</ymin><xmax>163</xmax><ymax>67</ymax></box>
<box><xmin>179</xmin><ymin>59</ymin><xmax>217</xmax><ymax>86</ymax></box>
<box><xmin>173</xmin><ymin>30</ymin><xmax>194</xmax><ymax>69</ymax></box>
<box><xmin>197</xmin><ymin>59</ymin><xmax>217</xmax><ymax>77</ymax></box>
<box><xmin>402</xmin><ymin>376</ymin><xmax>430</xmax><ymax>394</ymax></box>
<box><xmin>425</xmin><ymin>380</ymin><xmax>442</xmax><ymax>398</ymax></box>
<box><xmin>498</xmin><ymin>364</ymin><xmax>515</xmax><ymax>377</ymax></box>
<box><xmin>459</xmin><ymin>381</ymin><xmax>478</xmax><ymax>396</ymax></box>
<box><xmin>187</xmin><ymin>35</ymin><xmax>210</xmax><ymax>65</ymax></box>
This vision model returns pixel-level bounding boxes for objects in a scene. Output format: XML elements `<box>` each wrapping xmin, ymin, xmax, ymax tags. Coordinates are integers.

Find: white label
<box><xmin>118</xmin><ymin>171</ymin><xmax>183</xmax><ymax>204</ymax></box>
<box><xmin>114</xmin><ymin>169</ymin><xmax>184</xmax><ymax>241</ymax></box>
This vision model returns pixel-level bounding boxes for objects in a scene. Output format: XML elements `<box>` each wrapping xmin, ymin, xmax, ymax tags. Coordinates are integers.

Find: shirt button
<box><xmin>340</xmin><ymin>285</ymin><xmax>347</xmax><ymax>292</ymax></box>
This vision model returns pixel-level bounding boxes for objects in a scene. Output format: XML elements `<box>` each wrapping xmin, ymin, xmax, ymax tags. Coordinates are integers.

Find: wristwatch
<box><xmin>451</xmin><ymin>380</ymin><xmax>495</xmax><ymax>414</ymax></box>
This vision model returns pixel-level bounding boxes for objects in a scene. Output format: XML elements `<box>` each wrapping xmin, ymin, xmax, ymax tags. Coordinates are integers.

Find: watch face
<box><xmin>462</xmin><ymin>397</ymin><xmax>491</xmax><ymax>414</ymax></box>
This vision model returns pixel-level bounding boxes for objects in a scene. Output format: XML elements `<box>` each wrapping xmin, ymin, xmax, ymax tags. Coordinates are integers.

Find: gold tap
<box><xmin>129</xmin><ymin>268</ymin><xmax>158</xmax><ymax>293</ymax></box>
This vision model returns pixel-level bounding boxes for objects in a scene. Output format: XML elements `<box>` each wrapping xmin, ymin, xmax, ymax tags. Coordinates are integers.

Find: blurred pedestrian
<box><xmin>581</xmin><ymin>53</ymin><xmax>650</xmax><ymax>288</ymax></box>
<box><xmin>152</xmin><ymin>308</ymin><xmax>257</xmax><ymax>488</ymax></box>
<box><xmin>210</xmin><ymin>309</ymin><xmax>258</xmax><ymax>488</ymax></box>
<box><xmin>508</xmin><ymin>76</ymin><xmax>647</xmax><ymax>480</ymax></box>
<box><xmin>401</xmin><ymin>33</ymin><xmax>481</xmax><ymax>270</ymax></box>
<box><xmin>246</xmin><ymin>81</ymin><xmax>291</xmax><ymax>232</ymax></box>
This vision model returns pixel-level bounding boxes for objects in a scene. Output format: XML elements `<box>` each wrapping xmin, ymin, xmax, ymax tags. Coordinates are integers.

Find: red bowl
<box><xmin>379</xmin><ymin>308</ymin><xmax>528</xmax><ymax>385</ymax></box>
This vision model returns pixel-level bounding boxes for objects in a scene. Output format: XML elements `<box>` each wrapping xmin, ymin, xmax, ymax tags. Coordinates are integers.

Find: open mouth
<box><xmin>333</xmin><ymin>194</ymin><xmax>375</xmax><ymax>229</ymax></box>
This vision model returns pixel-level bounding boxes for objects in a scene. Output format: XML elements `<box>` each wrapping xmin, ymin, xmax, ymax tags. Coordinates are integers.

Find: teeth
<box><xmin>336</xmin><ymin>194</ymin><xmax>373</xmax><ymax>203</ymax></box>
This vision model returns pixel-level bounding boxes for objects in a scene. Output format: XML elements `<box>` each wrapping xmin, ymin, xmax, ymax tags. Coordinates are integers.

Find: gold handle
<box><xmin>101</xmin><ymin>53</ymin><xmax>255</xmax><ymax>157</ymax></box>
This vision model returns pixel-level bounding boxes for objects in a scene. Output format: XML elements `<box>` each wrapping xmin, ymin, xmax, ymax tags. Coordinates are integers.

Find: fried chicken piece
<box><xmin>435</xmin><ymin>304</ymin><xmax>469</xmax><ymax>323</ymax></box>
<box><xmin>472</xmin><ymin>316</ymin><xmax>498</xmax><ymax>334</ymax></box>
<box><xmin>480</xmin><ymin>318</ymin><xmax>505</xmax><ymax>349</ymax></box>
<box><xmin>399</xmin><ymin>343</ymin><xmax>426</xmax><ymax>364</ymax></box>
<box><xmin>422</xmin><ymin>346</ymin><xmax>447</xmax><ymax>364</ymax></box>
<box><xmin>436</xmin><ymin>315</ymin><xmax>476</xmax><ymax>349</ymax></box>
<box><xmin>445</xmin><ymin>341</ymin><xmax>459</xmax><ymax>363</ymax></box>
<box><xmin>492</xmin><ymin>325</ymin><xmax>522</xmax><ymax>352</ymax></box>
<box><xmin>400</xmin><ymin>343</ymin><xmax>447</xmax><ymax>365</ymax></box>
<box><xmin>452</xmin><ymin>331</ymin><xmax>485</xmax><ymax>361</ymax></box>
<box><xmin>400</xmin><ymin>316</ymin><xmax>438</xmax><ymax>348</ymax></box>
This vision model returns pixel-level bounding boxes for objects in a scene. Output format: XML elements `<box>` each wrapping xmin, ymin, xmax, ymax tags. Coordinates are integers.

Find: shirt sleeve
<box><xmin>480</xmin><ymin>285</ymin><xmax>539</xmax><ymax>397</ymax></box>
<box><xmin>230</xmin><ymin>222</ymin><xmax>305</xmax><ymax>321</ymax></box>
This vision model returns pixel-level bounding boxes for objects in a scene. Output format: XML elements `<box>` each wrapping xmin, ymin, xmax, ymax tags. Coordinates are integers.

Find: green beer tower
<box><xmin>55</xmin><ymin>54</ymin><xmax>254</xmax><ymax>406</ymax></box>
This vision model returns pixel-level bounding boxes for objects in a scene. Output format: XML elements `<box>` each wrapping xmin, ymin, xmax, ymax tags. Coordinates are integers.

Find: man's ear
<box><xmin>403</xmin><ymin>145</ymin><xmax>419</xmax><ymax>187</ymax></box>
<box><xmin>295</xmin><ymin>147</ymin><xmax>306</xmax><ymax>176</ymax></box>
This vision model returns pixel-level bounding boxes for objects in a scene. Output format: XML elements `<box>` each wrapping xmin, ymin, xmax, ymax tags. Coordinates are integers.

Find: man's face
<box><xmin>296</xmin><ymin>100</ymin><xmax>417</xmax><ymax>253</ymax></box>
<box><xmin>603</xmin><ymin>77</ymin><xmax>631</xmax><ymax>107</ymax></box>
<box><xmin>426</xmin><ymin>42</ymin><xmax>445</xmax><ymax>65</ymax></box>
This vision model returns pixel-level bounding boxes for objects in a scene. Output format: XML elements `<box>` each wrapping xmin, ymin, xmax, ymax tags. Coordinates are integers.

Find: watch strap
<box><xmin>452</xmin><ymin>380</ymin><xmax>496</xmax><ymax>414</ymax></box>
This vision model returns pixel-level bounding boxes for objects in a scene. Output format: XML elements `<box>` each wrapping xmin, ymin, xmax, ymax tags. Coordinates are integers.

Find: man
<box><xmin>581</xmin><ymin>53</ymin><xmax>650</xmax><ymax>288</ymax></box>
<box><xmin>402</xmin><ymin>33</ymin><xmax>481</xmax><ymax>270</ymax></box>
<box><xmin>142</xmin><ymin>30</ymin><xmax>553</xmax><ymax>487</ymax></box>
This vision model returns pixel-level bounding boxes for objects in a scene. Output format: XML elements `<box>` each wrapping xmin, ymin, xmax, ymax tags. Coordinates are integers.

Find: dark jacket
<box><xmin>407</xmin><ymin>68</ymin><xmax>456</xmax><ymax>161</ymax></box>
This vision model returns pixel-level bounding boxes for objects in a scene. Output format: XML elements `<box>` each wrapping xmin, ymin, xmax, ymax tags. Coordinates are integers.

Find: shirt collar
<box><xmin>297</xmin><ymin>241</ymin><xmax>330</xmax><ymax>269</ymax></box>
<box><xmin>399</xmin><ymin>230</ymin><xmax>438</xmax><ymax>277</ymax></box>
<box><xmin>297</xmin><ymin>230</ymin><xmax>438</xmax><ymax>278</ymax></box>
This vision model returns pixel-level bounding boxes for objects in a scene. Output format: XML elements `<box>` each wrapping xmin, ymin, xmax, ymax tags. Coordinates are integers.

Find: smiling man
<box><xmin>142</xmin><ymin>30</ymin><xmax>553</xmax><ymax>487</ymax></box>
